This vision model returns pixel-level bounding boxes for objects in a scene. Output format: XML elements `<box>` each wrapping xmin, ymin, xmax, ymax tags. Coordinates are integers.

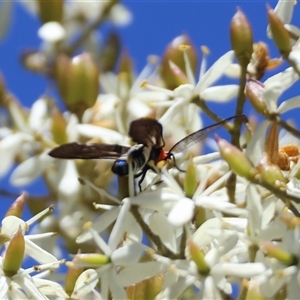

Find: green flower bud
<box><xmin>259</xmin><ymin>157</ymin><xmax>286</xmax><ymax>189</ymax></box>
<box><xmin>51</xmin><ymin>109</ymin><xmax>68</xmax><ymax>145</ymax></box>
<box><xmin>263</xmin><ymin>242</ymin><xmax>297</xmax><ymax>266</ymax></box>
<box><xmin>267</xmin><ymin>5</ymin><xmax>291</xmax><ymax>56</ymax></box>
<box><xmin>230</xmin><ymin>8</ymin><xmax>253</xmax><ymax>66</ymax></box>
<box><xmin>3</xmin><ymin>227</ymin><xmax>25</xmax><ymax>277</ymax></box>
<box><xmin>37</xmin><ymin>0</ymin><xmax>64</xmax><ymax>24</ymax></box>
<box><xmin>74</xmin><ymin>253</ymin><xmax>110</xmax><ymax>266</ymax></box>
<box><xmin>160</xmin><ymin>35</ymin><xmax>197</xmax><ymax>90</ymax></box>
<box><xmin>184</xmin><ymin>162</ymin><xmax>197</xmax><ymax>198</ymax></box>
<box><xmin>188</xmin><ymin>239</ymin><xmax>210</xmax><ymax>276</ymax></box>
<box><xmin>99</xmin><ymin>32</ymin><xmax>121</xmax><ymax>72</ymax></box>
<box><xmin>216</xmin><ymin>136</ymin><xmax>258</xmax><ymax>180</ymax></box>
<box><xmin>55</xmin><ymin>53</ymin><xmax>99</xmax><ymax>118</ymax></box>
<box><xmin>65</xmin><ymin>261</ymin><xmax>84</xmax><ymax>297</ymax></box>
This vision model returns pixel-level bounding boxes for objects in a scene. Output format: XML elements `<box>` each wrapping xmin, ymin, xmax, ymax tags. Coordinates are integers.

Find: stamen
<box><xmin>180</xmin><ymin>44</ymin><xmax>195</xmax><ymax>86</ymax></box>
<box><xmin>199</xmin><ymin>45</ymin><xmax>210</xmax><ymax>80</ymax></box>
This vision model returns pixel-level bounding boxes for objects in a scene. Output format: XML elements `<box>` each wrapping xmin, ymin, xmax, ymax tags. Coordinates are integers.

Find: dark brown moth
<box><xmin>48</xmin><ymin>115</ymin><xmax>248</xmax><ymax>185</ymax></box>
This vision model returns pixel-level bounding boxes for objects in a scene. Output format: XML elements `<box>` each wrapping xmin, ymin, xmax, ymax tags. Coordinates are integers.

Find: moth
<box><xmin>48</xmin><ymin>115</ymin><xmax>247</xmax><ymax>186</ymax></box>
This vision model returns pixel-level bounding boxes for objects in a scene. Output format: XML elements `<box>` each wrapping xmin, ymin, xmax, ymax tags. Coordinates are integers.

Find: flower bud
<box><xmin>259</xmin><ymin>157</ymin><xmax>286</xmax><ymax>189</ymax></box>
<box><xmin>55</xmin><ymin>53</ymin><xmax>99</xmax><ymax>118</ymax></box>
<box><xmin>264</xmin><ymin>122</ymin><xmax>279</xmax><ymax>165</ymax></box>
<box><xmin>194</xmin><ymin>206</ymin><xmax>206</xmax><ymax>229</ymax></box>
<box><xmin>5</xmin><ymin>193</ymin><xmax>26</xmax><ymax>218</ymax></box>
<box><xmin>65</xmin><ymin>261</ymin><xmax>84</xmax><ymax>296</ymax></box>
<box><xmin>245</xmin><ymin>280</ymin><xmax>265</xmax><ymax>300</ymax></box>
<box><xmin>73</xmin><ymin>253</ymin><xmax>110</xmax><ymax>266</ymax></box>
<box><xmin>3</xmin><ymin>227</ymin><xmax>24</xmax><ymax>277</ymax></box>
<box><xmin>216</xmin><ymin>136</ymin><xmax>258</xmax><ymax>180</ymax></box>
<box><xmin>230</xmin><ymin>8</ymin><xmax>253</xmax><ymax>66</ymax></box>
<box><xmin>267</xmin><ymin>5</ymin><xmax>291</xmax><ymax>56</ymax></box>
<box><xmin>126</xmin><ymin>273</ymin><xmax>164</xmax><ymax>300</ymax></box>
<box><xmin>118</xmin><ymin>50</ymin><xmax>134</xmax><ymax>92</ymax></box>
<box><xmin>21</xmin><ymin>50</ymin><xmax>48</xmax><ymax>74</ymax></box>
<box><xmin>160</xmin><ymin>35</ymin><xmax>197</xmax><ymax>90</ymax></box>
<box><xmin>263</xmin><ymin>242</ymin><xmax>297</xmax><ymax>266</ymax></box>
<box><xmin>0</xmin><ymin>72</ymin><xmax>6</xmax><ymax>104</ymax></box>
<box><xmin>184</xmin><ymin>162</ymin><xmax>197</xmax><ymax>198</ymax></box>
<box><xmin>99</xmin><ymin>32</ymin><xmax>121</xmax><ymax>72</ymax></box>
<box><xmin>187</xmin><ymin>239</ymin><xmax>210</xmax><ymax>275</ymax></box>
<box><xmin>37</xmin><ymin>0</ymin><xmax>64</xmax><ymax>24</ymax></box>
<box><xmin>51</xmin><ymin>109</ymin><xmax>68</xmax><ymax>145</ymax></box>
<box><xmin>245</xmin><ymin>79</ymin><xmax>267</xmax><ymax>114</ymax></box>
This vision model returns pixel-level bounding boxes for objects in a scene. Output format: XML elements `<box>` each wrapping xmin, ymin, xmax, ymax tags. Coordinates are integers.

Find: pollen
<box><xmin>83</xmin><ymin>221</ymin><xmax>92</xmax><ymax>230</ymax></box>
<box><xmin>140</xmin><ymin>80</ymin><xmax>148</xmax><ymax>88</ymax></box>
<box><xmin>179</xmin><ymin>44</ymin><xmax>191</xmax><ymax>51</ymax></box>
<box><xmin>201</xmin><ymin>45</ymin><xmax>210</xmax><ymax>55</ymax></box>
<box><xmin>147</xmin><ymin>55</ymin><xmax>159</xmax><ymax>64</ymax></box>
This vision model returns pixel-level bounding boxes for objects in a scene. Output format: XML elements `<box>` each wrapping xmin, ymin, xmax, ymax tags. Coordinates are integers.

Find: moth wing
<box><xmin>48</xmin><ymin>143</ymin><xmax>130</xmax><ymax>159</ymax></box>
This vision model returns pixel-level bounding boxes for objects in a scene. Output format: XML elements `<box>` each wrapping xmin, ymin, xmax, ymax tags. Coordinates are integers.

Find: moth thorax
<box><xmin>127</xmin><ymin>144</ymin><xmax>151</xmax><ymax>172</ymax></box>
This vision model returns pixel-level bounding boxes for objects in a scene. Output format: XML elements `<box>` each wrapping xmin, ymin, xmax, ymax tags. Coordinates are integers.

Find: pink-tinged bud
<box><xmin>21</xmin><ymin>50</ymin><xmax>48</xmax><ymax>74</ymax></box>
<box><xmin>126</xmin><ymin>273</ymin><xmax>164</xmax><ymax>300</ymax></box>
<box><xmin>160</xmin><ymin>35</ymin><xmax>198</xmax><ymax>90</ymax></box>
<box><xmin>37</xmin><ymin>0</ymin><xmax>64</xmax><ymax>24</ymax></box>
<box><xmin>3</xmin><ymin>227</ymin><xmax>25</xmax><ymax>277</ymax></box>
<box><xmin>73</xmin><ymin>253</ymin><xmax>110</xmax><ymax>266</ymax></box>
<box><xmin>65</xmin><ymin>261</ymin><xmax>84</xmax><ymax>296</ymax></box>
<box><xmin>245</xmin><ymin>79</ymin><xmax>267</xmax><ymax>114</ymax></box>
<box><xmin>263</xmin><ymin>242</ymin><xmax>297</xmax><ymax>266</ymax></box>
<box><xmin>55</xmin><ymin>53</ymin><xmax>99</xmax><ymax>118</ymax></box>
<box><xmin>5</xmin><ymin>193</ymin><xmax>26</xmax><ymax>218</ymax></box>
<box><xmin>216</xmin><ymin>136</ymin><xmax>259</xmax><ymax>180</ymax></box>
<box><xmin>99</xmin><ymin>32</ymin><xmax>121</xmax><ymax>72</ymax></box>
<box><xmin>184</xmin><ymin>163</ymin><xmax>197</xmax><ymax>198</ymax></box>
<box><xmin>168</xmin><ymin>61</ymin><xmax>189</xmax><ymax>86</ymax></box>
<box><xmin>267</xmin><ymin>5</ymin><xmax>291</xmax><ymax>56</ymax></box>
<box><xmin>188</xmin><ymin>239</ymin><xmax>210</xmax><ymax>275</ymax></box>
<box><xmin>230</xmin><ymin>8</ymin><xmax>253</xmax><ymax>66</ymax></box>
<box><xmin>51</xmin><ymin>109</ymin><xmax>68</xmax><ymax>145</ymax></box>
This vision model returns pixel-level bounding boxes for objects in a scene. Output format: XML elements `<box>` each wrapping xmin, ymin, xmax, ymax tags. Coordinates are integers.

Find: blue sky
<box><xmin>0</xmin><ymin>1</ymin><xmax>299</xmax><ymax>215</ymax></box>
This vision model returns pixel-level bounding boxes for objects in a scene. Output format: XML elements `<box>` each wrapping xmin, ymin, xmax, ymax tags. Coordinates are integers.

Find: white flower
<box><xmin>74</xmin><ymin>207</ymin><xmax>164</xmax><ymax>299</ymax></box>
<box><xmin>1</xmin><ymin>208</ymin><xmax>59</xmax><ymax>266</ymax></box>
<box><xmin>0</xmin><ymin>259</ymin><xmax>66</xmax><ymax>299</ymax></box>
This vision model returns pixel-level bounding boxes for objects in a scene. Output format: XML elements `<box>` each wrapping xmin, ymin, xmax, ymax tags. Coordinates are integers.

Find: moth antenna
<box><xmin>168</xmin><ymin>153</ymin><xmax>185</xmax><ymax>172</ymax></box>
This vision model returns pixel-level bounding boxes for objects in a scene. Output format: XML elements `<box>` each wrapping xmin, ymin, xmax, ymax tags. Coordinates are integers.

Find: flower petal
<box><xmin>108</xmin><ymin>198</ymin><xmax>130</xmax><ymax>252</ymax></box>
<box><xmin>111</xmin><ymin>242</ymin><xmax>144</xmax><ymax>265</ymax></box>
<box><xmin>277</xmin><ymin>95</ymin><xmax>300</xmax><ymax>114</ymax></box>
<box><xmin>196</xmin><ymin>50</ymin><xmax>235</xmax><ymax>93</ymax></box>
<box><xmin>200</xmin><ymin>85</ymin><xmax>239</xmax><ymax>102</ymax></box>
<box><xmin>71</xmin><ymin>269</ymin><xmax>98</xmax><ymax>298</ymax></box>
<box><xmin>168</xmin><ymin>198</ymin><xmax>194</xmax><ymax>227</ymax></box>
<box><xmin>148</xmin><ymin>211</ymin><xmax>177</xmax><ymax>253</ymax></box>
<box><xmin>116</xmin><ymin>261</ymin><xmax>166</xmax><ymax>286</ymax></box>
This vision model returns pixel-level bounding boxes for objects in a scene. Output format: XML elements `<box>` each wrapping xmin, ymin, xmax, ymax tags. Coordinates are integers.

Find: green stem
<box><xmin>227</xmin><ymin>63</ymin><xmax>248</xmax><ymax>203</ymax></box>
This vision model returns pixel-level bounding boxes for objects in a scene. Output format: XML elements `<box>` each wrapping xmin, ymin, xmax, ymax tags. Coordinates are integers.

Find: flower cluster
<box><xmin>1</xmin><ymin>1</ymin><xmax>300</xmax><ymax>299</ymax></box>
